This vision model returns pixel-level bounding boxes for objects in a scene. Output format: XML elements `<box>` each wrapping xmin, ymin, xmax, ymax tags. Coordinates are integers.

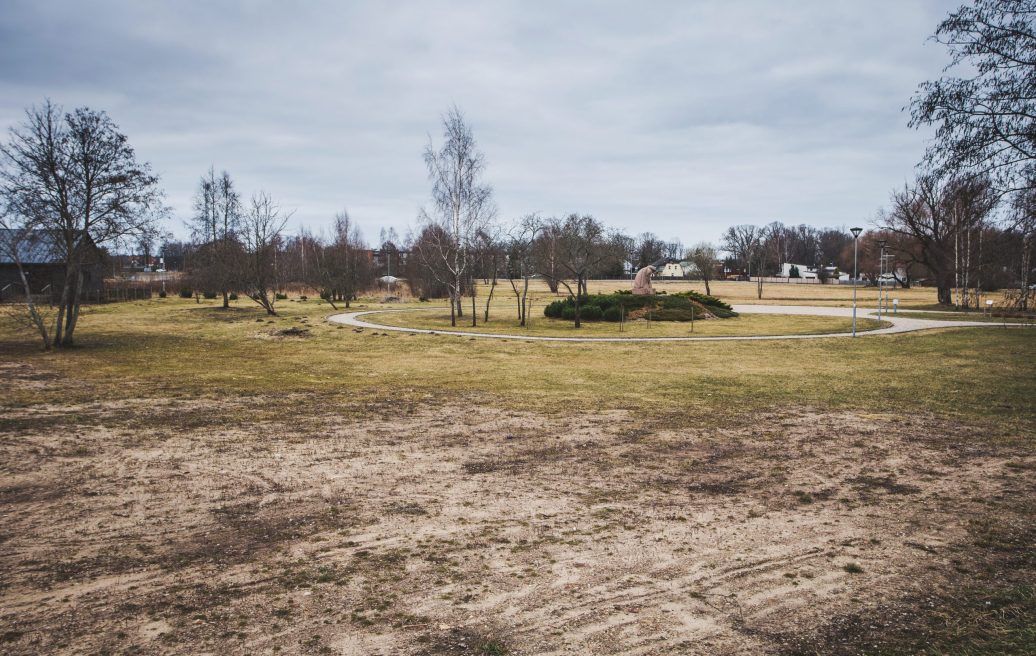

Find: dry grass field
<box><xmin>360</xmin><ymin>309</ymin><xmax>887</xmax><ymax>338</ymax></box>
<box><xmin>579</xmin><ymin>279</ymin><xmax>940</xmax><ymax>308</ymax></box>
<box><xmin>0</xmin><ymin>293</ymin><xmax>1033</xmax><ymax>655</ymax></box>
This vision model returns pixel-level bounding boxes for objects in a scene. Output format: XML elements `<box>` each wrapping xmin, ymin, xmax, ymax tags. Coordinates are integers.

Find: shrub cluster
<box><xmin>203</xmin><ymin>291</ymin><xmax>217</xmax><ymax>300</ymax></box>
<box><xmin>275</xmin><ymin>292</ymin><xmax>288</xmax><ymax>300</ymax></box>
<box><xmin>544</xmin><ymin>292</ymin><xmax>737</xmax><ymax>323</ymax></box>
<box><xmin>179</xmin><ymin>288</ymin><xmax>193</xmax><ymax>299</ymax></box>
<box><xmin>671</xmin><ymin>290</ymin><xmax>733</xmax><ymax>311</ymax></box>
<box><xmin>158</xmin><ymin>290</ymin><xmax>167</xmax><ymax>298</ymax></box>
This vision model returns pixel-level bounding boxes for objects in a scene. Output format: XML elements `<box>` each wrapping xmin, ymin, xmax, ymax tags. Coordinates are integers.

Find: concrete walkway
<box><xmin>327</xmin><ymin>305</ymin><xmax>1023</xmax><ymax>343</ymax></box>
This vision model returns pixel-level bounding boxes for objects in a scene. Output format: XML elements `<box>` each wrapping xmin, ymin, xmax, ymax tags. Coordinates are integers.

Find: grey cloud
<box><xmin>0</xmin><ymin>0</ymin><xmax>959</xmax><ymax>244</ymax></box>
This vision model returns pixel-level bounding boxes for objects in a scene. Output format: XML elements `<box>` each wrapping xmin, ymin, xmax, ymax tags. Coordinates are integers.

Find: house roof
<box><xmin>0</xmin><ymin>229</ymin><xmax>64</xmax><ymax>265</ymax></box>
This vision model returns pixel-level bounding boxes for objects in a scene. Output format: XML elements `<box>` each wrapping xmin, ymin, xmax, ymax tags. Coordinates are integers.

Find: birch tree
<box><xmin>187</xmin><ymin>167</ymin><xmax>242</xmax><ymax>308</ymax></box>
<box><xmin>418</xmin><ymin>107</ymin><xmax>496</xmax><ymax>327</ymax></box>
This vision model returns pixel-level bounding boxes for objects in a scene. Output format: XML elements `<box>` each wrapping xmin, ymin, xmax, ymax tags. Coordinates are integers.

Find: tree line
<box><xmin>3</xmin><ymin>1</ymin><xmax>1036</xmax><ymax>348</ymax></box>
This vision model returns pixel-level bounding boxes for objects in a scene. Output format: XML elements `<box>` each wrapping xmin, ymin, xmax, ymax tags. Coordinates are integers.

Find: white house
<box><xmin>659</xmin><ymin>262</ymin><xmax>686</xmax><ymax>278</ymax></box>
<box><xmin>779</xmin><ymin>262</ymin><xmax>847</xmax><ymax>280</ymax></box>
<box><xmin>780</xmin><ymin>262</ymin><xmax>818</xmax><ymax>279</ymax></box>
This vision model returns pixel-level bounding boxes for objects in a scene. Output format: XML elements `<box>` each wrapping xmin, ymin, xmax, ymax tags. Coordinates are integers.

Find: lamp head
<box><xmin>850</xmin><ymin>227</ymin><xmax>862</xmax><ymax>238</ymax></box>
<box><xmin>878</xmin><ymin>239</ymin><xmax>887</xmax><ymax>249</ymax></box>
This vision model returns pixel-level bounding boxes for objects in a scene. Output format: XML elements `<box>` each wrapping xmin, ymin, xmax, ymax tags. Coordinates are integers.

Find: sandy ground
<box><xmin>0</xmin><ymin>364</ymin><xmax>1033</xmax><ymax>654</ymax></box>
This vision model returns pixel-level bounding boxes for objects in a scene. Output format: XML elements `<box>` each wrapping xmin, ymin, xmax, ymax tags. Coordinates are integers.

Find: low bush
<box><xmin>179</xmin><ymin>288</ymin><xmax>193</xmax><ymax>299</ymax></box>
<box><xmin>650</xmin><ymin>308</ymin><xmax>695</xmax><ymax>321</ymax></box>
<box><xmin>545</xmin><ymin>299</ymin><xmax>567</xmax><ymax>318</ymax></box>
<box><xmin>158</xmin><ymin>290</ymin><xmax>167</xmax><ymax>298</ymax></box>
<box><xmin>672</xmin><ymin>290</ymin><xmax>733</xmax><ymax>310</ymax></box>
<box><xmin>275</xmin><ymin>292</ymin><xmax>288</xmax><ymax>300</ymax></box>
<box><xmin>203</xmin><ymin>291</ymin><xmax>217</xmax><ymax>299</ymax></box>
<box><xmin>581</xmin><ymin>304</ymin><xmax>603</xmax><ymax>321</ymax></box>
<box><xmin>229</xmin><ymin>293</ymin><xmax>238</xmax><ymax>301</ymax></box>
<box><xmin>543</xmin><ymin>291</ymin><xmax>737</xmax><ymax>323</ymax></box>
<box><xmin>299</xmin><ymin>295</ymin><xmax>308</xmax><ymax>301</ymax></box>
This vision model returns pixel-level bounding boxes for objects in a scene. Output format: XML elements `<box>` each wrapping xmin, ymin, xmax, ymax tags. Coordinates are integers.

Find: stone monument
<box><xmin>632</xmin><ymin>258</ymin><xmax>669</xmax><ymax>295</ymax></box>
<box><xmin>631</xmin><ymin>265</ymin><xmax>657</xmax><ymax>295</ymax></box>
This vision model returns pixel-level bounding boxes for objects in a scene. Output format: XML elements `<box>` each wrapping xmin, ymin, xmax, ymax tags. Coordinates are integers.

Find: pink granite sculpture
<box><xmin>632</xmin><ymin>265</ymin><xmax>656</xmax><ymax>295</ymax></box>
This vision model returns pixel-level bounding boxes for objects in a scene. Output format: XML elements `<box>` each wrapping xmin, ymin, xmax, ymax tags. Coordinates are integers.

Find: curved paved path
<box><xmin>328</xmin><ymin>305</ymin><xmax>1020</xmax><ymax>342</ymax></box>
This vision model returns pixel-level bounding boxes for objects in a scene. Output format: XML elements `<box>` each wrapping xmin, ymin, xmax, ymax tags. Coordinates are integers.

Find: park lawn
<box><xmin>484</xmin><ymin>278</ymin><xmax>940</xmax><ymax>309</ymax></box>
<box><xmin>895</xmin><ymin>309</ymin><xmax>1035</xmax><ymax>323</ymax></box>
<box><xmin>1</xmin><ymin>295</ymin><xmax>1033</xmax><ymax>431</ymax></box>
<box><xmin>359</xmin><ymin>307</ymin><xmax>888</xmax><ymax>337</ymax></box>
<box><xmin>578</xmin><ymin>278</ymin><xmax>940</xmax><ymax>307</ymax></box>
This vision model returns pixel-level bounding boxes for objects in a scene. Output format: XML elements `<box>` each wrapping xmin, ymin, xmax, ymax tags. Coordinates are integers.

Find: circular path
<box><xmin>327</xmin><ymin>305</ymin><xmax>1021</xmax><ymax>342</ymax></box>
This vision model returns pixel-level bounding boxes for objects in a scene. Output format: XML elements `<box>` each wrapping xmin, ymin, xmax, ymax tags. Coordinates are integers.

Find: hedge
<box><xmin>543</xmin><ymin>292</ymin><xmax>737</xmax><ymax>322</ymax></box>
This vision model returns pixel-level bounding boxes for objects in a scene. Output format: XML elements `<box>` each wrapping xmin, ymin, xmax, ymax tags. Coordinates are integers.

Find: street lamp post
<box><xmin>850</xmin><ymin>227</ymin><xmax>862</xmax><ymax>336</ymax></box>
<box><xmin>877</xmin><ymin>239</ymin><xmax>888</xmax><ymax>323</ymax></box>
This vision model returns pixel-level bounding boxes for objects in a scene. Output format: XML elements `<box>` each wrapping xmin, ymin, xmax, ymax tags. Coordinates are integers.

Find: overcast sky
<box><xmin>0</xmin><ymin>1</ymin><xmax>958</xmax><ymax>246</ymax></box>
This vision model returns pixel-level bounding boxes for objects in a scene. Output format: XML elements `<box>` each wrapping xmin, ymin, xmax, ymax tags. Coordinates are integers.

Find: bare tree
<box><xmin>317</xmin><ymin>211</ymin><xmax>371</xmax><ymax>309</ymax></box>
<box><xmin>407</xmin><ymin>224</ymin><xmax>453</xmax><ymax>299</ymax></box>
<box><xmin>187</xmin><ymin>167</ymin><xmax>242</xmax><ymax>308</ymax></box>
<box><xmin>880</xmin><ymin>174</ymin><xmax>996</xmax><ymax>305</ymax></box>
<box><xmin>721</xmin><ymin>224</ymin><xmax>760</xmax><ymax>278</ymax></box>
<box><xmin>552</xmin><ymin>214</ymin><xmax>614</xmax><ymax>328</ymax></box>
<box><xmin>910</xmin><ymin>0</ymin><xmax>1036</xmax><ymax>194</ymax></box>
<box><xmin>418</xmin><ymin>107</ymin><xmax>496</xmax><ymax>326</ymax></box>
<box><xmin>136</xmin><ymin>222</ymin><xmax>169</xmax><ymax>273</ymax></box>
<box><xmin>504</xmin><ymin>216</ymin><xmax>540</xmax><ymax>326</ymax></box>
<box><xmin>611</xmin><ymin>232</ymin><xmax>637</xmax><ymax>279</ymax></box>
<box><xmin>1009</xmin><ymin>185</ymin><xmax>1036</xmax><ymax>309</ymax></box>
<box><xmin>687</xmin><ymin>242</ymin><xmax>718</xmax><ymax>296</ymax></box>
<box><xmin>663</xmin><ymin>238</ymin><xmax>684</xmax><ymax>261</ymax></box>
<box><xmin>0</xmin><ymin>100</ymin><xmax>163</xmax><ymax>347</ymax></box>
<box><xmin>635</xmin><ymin>233</ymin><xmax>667</xmax><ymax>270</ymax></box>
<box><xmin>722</xmin><ymin>224</ymin><xmax>765</xmax><ymax>296</ymax></box>
<box><xmin>241</xmin><ymin>191</ymin><xmax>291</xmax><ymax>315</ymax></box>
<box><xmin>472</xmin><ymin>226</ymin><xmax>503</xmax><ymax>323</ymax></box>
<box><xmin>531</xmin><ymin>220</ymin><xmax>563</xmax><ymax>293</ymax></box>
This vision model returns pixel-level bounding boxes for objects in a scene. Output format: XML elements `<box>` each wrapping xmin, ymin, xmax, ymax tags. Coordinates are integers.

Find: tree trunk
<box><xmin>222</xmin><ymin>289</ymin><xmax>230</xmax><ymax>308</ymax></box>
<box><xmin>52</xmin><ymin>267</ymin><xmax>74</xmax><ymax>347</ymax></box>
<box><xmin>483</xmin><ymin>278</ymin><xmax>496</xmax><ymax>323</ymax></box>
<box><xmin>704</xmin><ymin>278</ymin><xmax>711</xmax><ymax>296</ymax></box>
<box><xmin>574</xmin><ymin>276</ymin><xmax>583</xmax><ymax>328</ymax></box>
<box><xmin>250</xmin><ymin>290</ymin><xmax>277</xmax><ymax>316</ymax></box>
<box><xmin>520</xmin><ymin>276</ymin><xmax>530</xmax><ymax>326</ymax></box>
<box><xmin>60</xmin><ymin>271</ymin><xmax>85</xmax><ymax>347</ymax></box>
<box><xmin>1020</xmin><ymin>236</ymin><xmax>1031</xmax><ymax>311</ymax></box>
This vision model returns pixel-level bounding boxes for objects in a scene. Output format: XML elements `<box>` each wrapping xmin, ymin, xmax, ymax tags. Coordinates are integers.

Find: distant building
<box><xmin>0</xmin><ymin>229</ymin><xmax>106</xmax><ymax>302</ymax></box>
<box><xmin>659</xmin><ymin>262</ymin><xmax>686</xmax><ymax>278</ymax></box>
<box><xmin>779</xmin><ymin>262</ymin><xmax>847</xmax><ymax>281</ymax></box>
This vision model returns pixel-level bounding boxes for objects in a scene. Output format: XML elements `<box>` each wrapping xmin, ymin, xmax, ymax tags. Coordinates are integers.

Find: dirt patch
<box><xmin>0</xmin><ymin>397</ymin><xmax>1032</xmax><ymax>655</ymax></box>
